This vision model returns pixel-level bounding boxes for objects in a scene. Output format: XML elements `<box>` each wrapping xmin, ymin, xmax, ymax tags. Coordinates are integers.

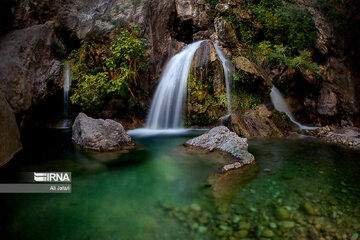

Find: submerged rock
<box><xmin>302</xmin><ymin>201</ymin><xmax>315</xmax><ymax>215</ymax></box>
<box><xmin>275</xmin><ymin>207</ymin><xmax>290</xmax><ymax>220</ymax></box>
<box><xmin>72</xmin><ymin>113</ymin><xmax>135</xmax><ymax>151</ymax></box>
<box><xmin>184</xmin><ymin>126</ymin><xmax>255</xmax><ymax>172</ymax></box>
<box><xmin>0</xmin><ymin>94</ymin><xmax>22</xmax><ymax>166</ymax></box>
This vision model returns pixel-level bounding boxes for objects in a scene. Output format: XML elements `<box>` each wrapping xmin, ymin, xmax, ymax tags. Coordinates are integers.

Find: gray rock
<box><xmin>184</xmin><ymin>126</ymin><xmax>255</xmax><ymax>171</ymax></box>
<box><xmin>72</xmin><ymin>113</ymin><xmax>135</xmax><ymax>151</ymax></box>
<box><xmin>223</xmin><ymin>106</ymin><xmax>289</xmax><ymax>138</ymax></box>
<box><xmin>214</xmin><ymin>17</ymin><xmax>239</xmax><ymax>47</ymax></box>
<box><xmin>233</xmin><ymin>56</ymin><xmax>272</xmax><ymax>88</ymax></box>
<box><xmin>317</xmin><ymin>86</ymin><xmax>338</xmax><ymax>116</ymax></box>
<box><xmin>323</xmin><ymin>127</ymin><xmax>360</xmax><ymax>150</ymax></box>
<box><xmin>215</xmin><ymin>4</ymin><xmax>230</xmax><ymax>14</ymax></box>
<box><xmin>0</xmin><ymin>94</ymin><xmax>22</xmax><ymax>167</ymax></box>
<box><xmin>0</xmin><ymin>22</ymin><xmax>61</xmax><ymax>113</ymax></box>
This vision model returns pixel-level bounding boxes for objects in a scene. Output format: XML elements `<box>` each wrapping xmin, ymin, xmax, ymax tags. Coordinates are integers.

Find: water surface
<box><xmin>0</xmin><ymin>130</ymin><xmax>359</xmax><ymax>240</ymax></box>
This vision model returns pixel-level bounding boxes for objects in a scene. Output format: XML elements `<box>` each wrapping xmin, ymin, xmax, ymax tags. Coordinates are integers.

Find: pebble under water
<box><xmin>0</xmin><ymin>129</ymin><xmax>359</xmax><ymax>240</ymax></box>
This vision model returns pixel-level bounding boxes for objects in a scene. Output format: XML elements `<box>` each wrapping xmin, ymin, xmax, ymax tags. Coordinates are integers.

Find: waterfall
<box><xmin>61</xmin><ymin>62</ymin><xmax>71</xmax><ymax>128</ymax></box>
<box><xmin>146</xmin><ymin>41</ymin><xmax>233</xmax><ymax>130</ymax></box>
<box><xmin>146</xmin><ymin>41</ymin><xmax>204</xmax><ymax>129</ymax></box>
<box><xmin>270</xmin><ymin>86</ymin><xmax>318</xmax><ymax>130</ymax></box>
<box><xmin>213</xmin><ymin>44</ymin><xmax>233</xmax><ymax>114</ymax></box>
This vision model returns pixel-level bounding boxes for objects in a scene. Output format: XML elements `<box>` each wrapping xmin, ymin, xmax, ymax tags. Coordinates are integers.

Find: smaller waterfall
<box><xmin>270</xmin><ymin>86</ymin><xmax>318</xmax><ymax>130</ymax></box>
<box><xmin>61</xmin><ymin>62</ymin><xmax>71</xmax><ymax>128</ymax></box>
<box><xmin>213</xmin><ymin>44</ymin><xmax>233</xmax><ymax>113</ymax></box>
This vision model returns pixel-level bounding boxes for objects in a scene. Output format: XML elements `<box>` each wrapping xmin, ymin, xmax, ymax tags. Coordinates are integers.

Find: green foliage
<box><xmin>257</xmin><ymin>42</ymin><xmax>319</xmax><ymax>72</ymax></box>
<box><xmin>232</xmin><ymin>69</ymin><xmax>264</xmax><ymax>113</ymax></box>
<box><xmin>226</xmin><ymin>0</ymin><xmax>318</xmax><ymax>72</ymax></box>
<box><xmin>253</xmin><ymin>3</ymin><xmax>316</xmax><ymax>54</ymax></box>
<box><xmin>233</xmin><ymin>89</ymin><xmax>262</xmax><ymax>112</ymax></box>
<box><xmin>70</xmin><ymin>28</ymin><xmax>146</xmax><ymax>112</ymax></box>
<box><xmin>226</xmin><ymin>13</ymin><xmax>257</xmax><ymax>46</ymax></box>
<box><xmin>186</xmin><ymin>73</ymin><xmax>227</xmax><ymax>126</ymax></box>
<box><xmin>205</xmin><ymin>0</ymin><xmax>219</xmax><ymax>8</ymax></box>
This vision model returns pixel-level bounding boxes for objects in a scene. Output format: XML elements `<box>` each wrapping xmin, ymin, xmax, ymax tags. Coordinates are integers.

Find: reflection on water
<box><xmin>0</xmin><ymin>130</ymin><xmax>359</xmax><ymax>240</ymax></box>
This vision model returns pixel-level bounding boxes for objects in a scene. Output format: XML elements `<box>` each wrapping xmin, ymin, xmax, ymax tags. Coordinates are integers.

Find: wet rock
<box><xmin>302</xmin><ymin>201</ymin><xmax>315</xmax><ymax>215</ymax></box>
<box><xmin>226</xmin><ymin>111</ymin><xmax>285</xmax><ymax>138</ymax></box>
<box><xmin>275</xmin><ymin>207</ymin><xmax>290</xmax><ymax>220</ymax></box>
<box><xmin>234</xmin><ymin>230</ymin><xmax>248</xmax><ymax>238</ymax></box>
<box><xmin>269</xmin><ymin>222</ymin><xmax>277</xmax><ymax>229</ymax></box>
<box><xmin>0</xmin><ymin>94</ymin><xmax>22</xmax><ymax>166</ymax></box>
<box><xmin>184</xmin><ymin>126</ymin><xmax>255</xmax><ymax>172</ymax></box>
<box><xmin>186</xmin><ymin>41</ymin><xmax>227</xmax><ymax>124</ymax></box>
<box><xmin>191</xmin><ymin>222</ymin><xmax>199</xmax><ymax>230</ymax></box>
<box><xmin>279</xmin><ymin>221</ymin><xmax>295</xmax><ymax>229</ymax></box>
<box><xmin>232</xmin><ymin>215</ymin><xmax>241</xmax><ymax>223</ymax></box>
<box><xmin>262</xmin><ymin>229</ymin><xmax>275</xmax><ymax>238</ymax></box>
<box><xmin>72</xmin><ymin>112</ymin><xmax>135</xmax><ymax>151</ymax></box>
<box><xmin>207</xmin><ymin>164</ymin><xmax>257</xmax><ymax>199</ymax></box>
<box><xmin>190</xmin><ymin>203</ymin><xmax>201</xmax><ymax>212</ymax></box>
<box><xmin>238</xmin><ymin>221</ymin><xmax>251</xmax><ymax>230</ymax></box>
<box><xmin>322</xmin><ymin>127</ymin><xmax>360</xmax><ymax>150</ymax></box>
<box><xmin>198</xmin><ymin>226</ymin><xmax>207</xmax><ymax>233</ymax></box>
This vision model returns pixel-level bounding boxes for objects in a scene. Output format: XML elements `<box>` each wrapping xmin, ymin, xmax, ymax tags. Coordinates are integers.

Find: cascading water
<box><xmin>61</xmin><ymin>62</ymin><xmax>71</xmax><ymax>128</ymax></box>
<box><xmin>270</xmin><ymin>86</ymin><xmax>318</xmax><ymax>130</ymax></box>
<box><xmin>146</xmin><ymin>41</ymin><xmax>204</xmax><ymax>129</ymax></box>
<box><xmin>213</xmin><ymin>44</ymin><xmax>233</xmax><ymax>114</ymax></box>
<box><xmin>145</xmin><ymin>41</ymin><xmax>233</xmax><ymax>130</ymax></box>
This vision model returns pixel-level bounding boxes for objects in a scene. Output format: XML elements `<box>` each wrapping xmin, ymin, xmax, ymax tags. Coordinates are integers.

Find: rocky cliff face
<box><xmin>0</xmin><ymin>0</ymin><xmax>358</xmax><ymax>129</ymax></box>
<box><xmin>0</xmin><ymin>22</ymin><xmax>61</xmax><ymax>114</ymax></box>
<box><xmin>294</xmin><ymin>0</ymin><xmax>360</xmax><ymax>121</ymax></box>
<box><xmin>0</xmin><ymin>94</ymin><xmax>22</xmax><ymax>167</ymax></box>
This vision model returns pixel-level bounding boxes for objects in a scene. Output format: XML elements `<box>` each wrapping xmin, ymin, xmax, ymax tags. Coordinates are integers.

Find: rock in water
<box><xmin>0</xmin><ymin>94</ymin><xmax>22</xmax><ymax>166</ymax></box>
<box><xmin>72</xmin><ymin>113</ymin><xmax>135</xmax><ymax>151</ymax></box>
<box><xmin>184</xmin><ymin>126</ymin><xmax>255</xmax><ymax>172</ymax></box>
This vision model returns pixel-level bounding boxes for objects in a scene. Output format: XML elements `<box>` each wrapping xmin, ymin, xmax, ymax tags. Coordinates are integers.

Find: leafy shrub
<box><xmin>256</xmin><ymin>42</ymin><xmax>319</xmax><ymax>72</ymax></box>
<box><xmin>70</xmin><ymin>28</ymin><xmax>146</xmax><ymax>112</ymax></box>
<box><xmin>186</xmin><ymin>73</ymin><xmax>227</xmax><ymax>126</ymax></box>
<box><xmin>233</xmin><ymin>89</ymin><xmax>262</xmax><ymax>112</ymax></box>
<box><xmin>226</xmin><ymin>0</ymin><xmax>318</xmax><ymax>72</ymax></box>
<box><xmin>205</xmin><ymin>0</ymin><xmax>219</xmax><ymax>8</ymax></box>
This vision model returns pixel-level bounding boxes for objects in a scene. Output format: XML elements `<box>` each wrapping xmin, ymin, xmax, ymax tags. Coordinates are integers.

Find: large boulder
<box><xmin>234</xmin><ymin>56</ymin><xmax>273</xmax><ymax>89</ymax></box>
<box><xmin>0</xmin><ymin>22</ymin><xmax>61</xmax><ymax>114</ymax></box>
<box><xmin>72</xmin><ymin>113</ymin><xmax>135</xmax><ymax>151</ymax></box>
<box><xmin>223</xmin><ymin>105</ymin><xmax>290</xmax><ymax>137</ymax></box>
<box><xmin>184</xmin><ymin>126</ymin><xmax>255</xmax><ymax>173</ymax></box>
<box><xmin>0</xmin><ymin>94</ymin><xmax>22</xmax><ymax>167</ymax></box>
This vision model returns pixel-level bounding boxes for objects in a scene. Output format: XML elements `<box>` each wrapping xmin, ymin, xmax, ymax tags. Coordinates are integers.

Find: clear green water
<box><xmin>0</xmin><ymin>130</ymin><xmax>359</xmax><ymax>240</ymax></box>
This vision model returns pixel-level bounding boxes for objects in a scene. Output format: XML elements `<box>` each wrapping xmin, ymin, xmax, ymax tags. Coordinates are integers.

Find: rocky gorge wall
<box><xmin>0</xmin><ymin>0</ymin><xmax>359</xmax><ymax>129</ymax></box>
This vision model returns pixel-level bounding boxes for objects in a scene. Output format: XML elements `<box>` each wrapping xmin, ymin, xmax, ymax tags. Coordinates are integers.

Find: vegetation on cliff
<box><xmin>69</xmin><ymin>28</ymin><xmax>147</xmax><ymax>113</ymax></box>
<box><xmin>186</xmin><ymin>73</ymin><xmax>228</xmax><ymax>126</ymax></box>
<box><xmin>227</xmin><ymin>0</ymin><xmax>318</xmax><ymax>73</ymax></box>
